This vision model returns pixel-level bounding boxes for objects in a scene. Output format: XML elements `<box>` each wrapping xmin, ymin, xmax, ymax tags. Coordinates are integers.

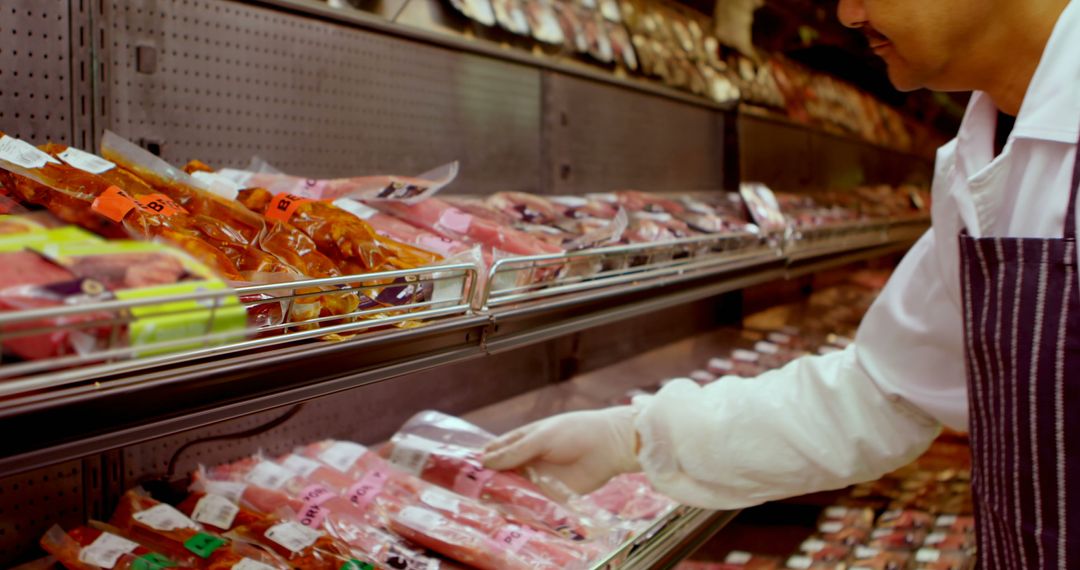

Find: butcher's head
<box><xmin>835</xmin><ymin>0</ymin><xmax>1064</xmax><ymax>93</ymax></box>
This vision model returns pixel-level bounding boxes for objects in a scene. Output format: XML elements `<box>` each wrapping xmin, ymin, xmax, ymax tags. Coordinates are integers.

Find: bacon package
<box><xmin>40</xmin><ymin>524</ymin><xmax>192</xmax><ymax>570</ymax></box>
<box><xmin>383</xmin><ymin>412</ymin><xmax>607</xmax><ymax>541</ymax></box>
<box><xmin>108</xmin><ymin>488</ymin><xmax>291</xmax><ymax>569</ymax></box>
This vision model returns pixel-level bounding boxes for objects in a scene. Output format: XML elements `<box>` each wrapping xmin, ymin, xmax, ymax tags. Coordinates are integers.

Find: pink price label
<box><xmin>297</xmin><ymin>503</ymin><xmax>329</xmax><ymax>529</ymax></box>
<box><xmin>437</xmin><ymin>208</ymin><xmax>473</xmax><ymax>235</ymax></box>
<box><xmin>452</xmin><ymin>462</ymin><xmax>495</xmax><ymax>499</ymax></box>
<box><xmin>298</xmin><ymin>484</ymin><xmax>335</xmax><ymax>508</ymax></box>
<box><xmin>490</xmin><ymin>526</ymin><xmax>534</xmax><ymax>554</ymax></box>
<box><xmin>347</xmin><ymin>469</ymin><xmax>388</xmax><ymax>510</ymax></box>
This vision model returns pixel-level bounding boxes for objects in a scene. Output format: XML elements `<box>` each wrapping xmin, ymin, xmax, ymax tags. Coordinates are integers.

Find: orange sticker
<box><xmin>91</xmin><ymin>186</ymin><xmax>137</xmax><ymax>222</ymax></box>
<box><xmin>266</xmin><ymin>193</ymin><xmax>314</xmax><ymax>223</ymax></box>
<box><xmin>135</xmin><ymin>193</ymin><xmax>187</xmax><ymax>217</ymax></box>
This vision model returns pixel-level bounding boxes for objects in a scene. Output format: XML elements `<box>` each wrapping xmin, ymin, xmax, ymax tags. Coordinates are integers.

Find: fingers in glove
<box><xmin>482</xmin><ymin>426</ymin><xmax>530</xmax><ymax>455</ymax></box>
<box><xmin>482</xmin><ymin>429</ymin><xmax>547</xmax><ymax>470</ymax></box>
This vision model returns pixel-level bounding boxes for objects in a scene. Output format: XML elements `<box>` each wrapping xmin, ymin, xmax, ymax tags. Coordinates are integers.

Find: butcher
<box><xmin>483</xmin><ymin>0</ymin><xmax>1080</xmax><ymax>567</ymax></box>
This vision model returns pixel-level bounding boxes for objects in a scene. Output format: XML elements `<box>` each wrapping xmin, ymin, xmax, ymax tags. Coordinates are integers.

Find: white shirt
<box><xmin>632</xmin><ymin>1</ymin><xmax>1080</xmax><ymax>509</ymax></box>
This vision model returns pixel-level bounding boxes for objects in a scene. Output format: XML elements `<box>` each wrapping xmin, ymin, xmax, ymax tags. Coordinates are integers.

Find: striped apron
<box><xmin>959</xmin><ymin>134</ymin><xmax>1080</xmax><ymax>569</ymax></box>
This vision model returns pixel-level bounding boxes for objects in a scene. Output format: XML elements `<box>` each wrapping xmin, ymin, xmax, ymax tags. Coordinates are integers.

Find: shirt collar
<box><xmin>1010</xmin><ymin>0</ymin><xmax>1080</xmax><ymax>143</ymax></box>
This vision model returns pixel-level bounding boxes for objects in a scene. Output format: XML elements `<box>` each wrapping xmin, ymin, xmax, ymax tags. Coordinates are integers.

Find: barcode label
<box><xmin>936</xmin><ymin>514</ymin><xmax>958</xmax><ymax>527</ymax></box>
<box><xmin>388</xmin><ymin>435</ymin><xmax>443</xmax><ymax>476</ymax></box>
<box><xmin>420</xmin><ymin>488</ymin><xmax>461</xmax><ymax>514</ymax></box>
<box><xmin>265</xmin><ymin>522</ymin><xmax>320</xmax><ymax>553</ymax></box>
<box><xmin>925</xmin><ymin>532</ymin><xmax>947</xmax><ymax>545</ymax></box>
<box><xmin>282</xmin><ymin>455</ymin><xmax>322</xmax><ymax>477</ymax></box>
<box><xmin>819</xmin><ymin>521</ymin><xmax>843</xmax><ymax>533</ymax></box>
<box><xmin>192</xmin><ymin>494</ymin><xmax>240</xmax><ymax>530</ymax></box>
<box><xmin>799</xmin><ymin>539</ymin><xmax>825</xmax><ymax>553</ymax></box>
<box><xmin>78</xmin><ymin>532</ymin><xmax>139</xmax><ymax>568</ymax></box>
<box><xmin>132</xmin><ymin>503</ymin><xmax>198</xmax><ymax>531</ymax></box>
<box><xmin>785</xmin><ymin>555</ymin><xmax>812</xmax><ymax>569</ymax></box>
<box><xmin>824</xmin><ymin>506</ymin><xmax>848</xmax><ymax>518</ymax></box>
<box><xmin>58</xmin><ymin>147</ymin><xmax>115</xmax><ymax>174</ymax></box>
<box><xmin>916</xmin><ymin>549</ymin><xmax>941</xmax><ymax>563</ymax></box>
<box><xmin>853</xmin><ymin>546</ymin><xmax>880</xmax><ymax>559</ymax></box>
<box><xmin>245</xmin><ymin>461</ymin><xmax>294</xmax><ymax>489</ymax></box>
<box><xmin>754</xmin><ymin>341</ymin><xmax>780</xmax><ymax>354</ymax></box>
<box><xmin>317</xmin><ymin>441</ymin><xmax>368</xmax><ymax>473</ymax></box>
<box><xmin>232</xmin><ymin>559</ymin><xmax>278</xmax><ymax>570</ymax></box>
<box><xmin>397</xmin><ymin>507</ymin><xmax>445</xmax><ymax>533</ymax></box>
<box><xmin>0</xmin><ymin>135</ymin><xmax>60</xmax><ymax>170</ymax></box>
<box><xmin>732</xmin><ymin>349</ymin><xmax>760</xmax><ymax>362</ymax></box>
<box><xmin>203</xmin><ymin>481</ymin><xmax>247</xmax><ymax>503</ymax></box>
<box><xmin>725</xmin><ymin>551</ymin><xmax>752</xmax><ymax>565</ymax></box>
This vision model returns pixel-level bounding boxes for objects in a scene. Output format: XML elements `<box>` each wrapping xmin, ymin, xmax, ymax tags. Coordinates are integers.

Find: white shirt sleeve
<box><xmin>631</xmin><ymin>229</ymin><xmax>965</xmax><ymax>510</ymax></box>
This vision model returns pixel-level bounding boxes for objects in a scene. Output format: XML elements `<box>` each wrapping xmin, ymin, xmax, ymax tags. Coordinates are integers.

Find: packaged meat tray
<box><xmin>847</xmin><ymin>546</ymin><xmax>911</xmax><ymax>570</ymax></box>
<box><xmin>866</xmin><ymin>527</ymin><xmax>927</xmax><ymax>551</ymax></box>
<box><xmin>108</xmin><ymin>488</ymin><xmax>292</xmax><ymax>569</ymax></box>
<box><xmin>39</xmin><ymin>524</ymin><xmax>193</xmax><ymax>570</ymax></box>
<box><xmin>795</xmin><ymin>539</ymin><xmax>850</xmax><ymax>563</ymax></box>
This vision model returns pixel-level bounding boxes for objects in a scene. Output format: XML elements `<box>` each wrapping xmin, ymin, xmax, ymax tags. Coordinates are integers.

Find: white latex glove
<box><xmin>482</xmin><ymin>406</ymin><xmax>640</xmax><ymax>495</ymax></box>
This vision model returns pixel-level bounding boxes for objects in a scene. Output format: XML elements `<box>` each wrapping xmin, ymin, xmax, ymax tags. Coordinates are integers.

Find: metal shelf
<box><xmin>0</xmin><ymin>225</ymin><xmax>923</xmax><ymax>479</ymax></box>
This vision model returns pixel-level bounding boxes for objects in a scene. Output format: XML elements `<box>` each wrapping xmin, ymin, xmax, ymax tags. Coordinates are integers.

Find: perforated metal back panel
<box><xmin>103</xmin><ymin>0</ymin><xmax>542</xmax><ymax>193</ymax></box>
<box><xmin>0</xmin><ymin>460</ymin><xmax>89</xmax><ymax>565</ymax></box>
<box><xmin>542</xmin><ymin>72</ymin><xmax>725</xmax><ymax>194</ymax></box>
<box><xmin>0</xmin><ymin>0</ymin><xmax>75</xmax><ymax>144</ymax></box>
<box><xmin>121</xmin><ymin>343</ymin><xmax>554</xmax><ymax>486</ymax></box>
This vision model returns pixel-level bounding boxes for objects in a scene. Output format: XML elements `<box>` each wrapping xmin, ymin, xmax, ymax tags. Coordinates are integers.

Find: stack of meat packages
<box><xmin>41</xmin><ymin>411</ymin><xmax>676</xmax><ymax>570</ymax></box>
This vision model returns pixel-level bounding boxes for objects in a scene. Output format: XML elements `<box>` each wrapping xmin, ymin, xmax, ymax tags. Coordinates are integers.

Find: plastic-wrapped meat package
<box><xmin>291</xmin><ymin>440</ymin><xmax>598</xmax><ymax>570</ymax></box>
<box><xmin>815</xmin><ymin>521</ymin><xmax>869</xmax><ymax>546</ymax></box>
<box><xmin>606</xmin><ymin>23</ymin><xmax>637</xmax><ymax>70</ymax></box>
<box><xmin>912</xmin><ymin>548</ymin><xmax>974</xmax><ymax>570</ymax></box>
<box><xmin>933</xmin><ymin>514</ymin><xmax>975</xmax><ymax>534</ymax></box>
<box><xmin>331</xmin><ymin>199</ymin><xmax>474</xmax><ymax>260</ymax></box>
<box><xmin>195</xmin><ymin>456</ymin><xmax>438</xmax><ymax>570</ymax></box>
<box><xmin>818</xmin><ymin>505</ymin><xmax>875</xmax><ymax>529</ymax></box>
<box><xmin>582</xmin><ymin>11</ymin><xmax>614</xmax><ymax>63</ymax></box>
<box><xmin>175</xmin><ymin>492</ymin><xmax>267</xmax><ymax>533</ymax></box>
<box><xmin>389</xmin><ymin>506</ymin><xmax>591</xmax><ymax>570</ymax></box>
<box><xmin>624</xmin><ymin>211</ymin><xmax>697</xmax><ymax>243</ymax></box>
<box><xmin>383</xmin><ymin>413</ymin><xmax>606</xmax><ymax>541</ymax></box>
<box><xmin>108</xmin><ymin>488</ymin><xmax>291</xmax><ymax>569</ymax></box>
<box><xmin>867</xmin><ymin>527</ymin><xmax>927</xmax><ymax>551</ymax></box>
<box><xmin>876</xmin><ymin>509</ymin><xmax>935</xmax><ymax>530</ymax></box>
<box><xmin>0</xmin><ymin>227</ymin><xmax>244</xmax><ymax>363</ymax></box>
<box><xmin>98</xmin><ymin>131</ymin><xmax>359</xmax><ymax>326</ymax></box>
<box><xmin>225</xmin><ymin>518</ymin><xmax>369</xmax><ymax>570</ymax></box>
<box><xmin>522</xmin><ymin>0</ymin><xmax>565</xmax><ymax>44</ymax></box>
<box><xmin>922</xmin><ymin>531</ymin><xmax>976</xmax><ymax>551</ymax></box>
<box><xmin>485</xmin><ymin>192</ymin><xmax>626</xmax><ymax>250</ymax></box>
<box><xmin>675</xmin><ymin>196</ymin><xmax>756</xmax><ymax>234</ymax></box>
<box><xmin>0</xmin><ymin>137</ymin><xmax>245</xmax><ymax>280</ymax></box>
<box><xmin>233</xmin><ymin>187</ymin><xmax>441</xmax><ymax>273</ymax></box>
<box><xmin>39</xmin><ymin>524</ymin><xmax>194</xmax><ymax>570</ymax></box>
<box><xmin>490</xmin><ymin>0</ymin><xmax>531</xmax><ymax>35</ymax></box>
<box><xmin>573</xmin><ymin>473</ymin><xmax>675</xmax><ymax>525</ymax></box>
<box><xmin>370</xmin><ymin>198</ymin><xmax>563</xmax><ymax>257</ymax></box>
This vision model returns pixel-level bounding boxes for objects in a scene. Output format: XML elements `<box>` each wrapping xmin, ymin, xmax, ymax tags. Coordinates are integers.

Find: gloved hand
<box><xmin>482</xmin><ymin>406</ymin><xmax>641</xmax><ymax>496</ymax></box>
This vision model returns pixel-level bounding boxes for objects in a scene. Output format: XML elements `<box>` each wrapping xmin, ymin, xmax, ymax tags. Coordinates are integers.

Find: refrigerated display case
<box><xmin>0</xmin><ymin>1</ymin><xmax>935</xmax><ymax>568</ymax></box>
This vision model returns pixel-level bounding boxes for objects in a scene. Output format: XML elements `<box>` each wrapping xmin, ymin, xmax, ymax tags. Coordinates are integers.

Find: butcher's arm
<box><xmin>633</xmin><ymin>231</ymin><xmax>966</xmax><ymax>509</ymax></box>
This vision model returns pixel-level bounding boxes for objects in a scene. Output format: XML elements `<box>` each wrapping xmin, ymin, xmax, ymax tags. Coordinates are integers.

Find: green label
<box><xmin>0</xmin><ymin>225</ymin><xmax>101</xmax><ymax>252</ymax></box>
<box><xmin>183</xmin><ymin>532</ymin><xmax>226</xmax><ymax>559</ymax></box>
<box><xmin>115</xmin><ymin>279</ymin><xmax>247</xmax><ymax>357</ymax></box>
<box><xmin>340</xmin><ymin>560</ymin><xmax>375</xmax><ymax>570</ymax></box>
<box><xmin>131</xmin><ymin>553</ymin><xmax>175</xmax><ymax>570</ymax></box>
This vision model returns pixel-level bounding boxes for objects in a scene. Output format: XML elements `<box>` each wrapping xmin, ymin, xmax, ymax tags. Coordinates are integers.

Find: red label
<box><xmin>135</xmin><ymin>193</ymin><xmax>187</xmax><ymax>217</ymax></box>
<box><xmin>91</xmin><ymin>186</ymin><xmax>137</xmax><ymax>222</ymax></box>
<box><xmin>346</xmin><ymin>469</ymin><xmax>388</xmax><ymax>510</ymax></box>
<box><xmin>452</xmin><ymin>461</ymin><xmax>495</xmax><ymax>499</ymax></box>
<box><xmin>266</xmin><ymin>193</ymin><xmax>314</xmax><ymax>223</ymax></box>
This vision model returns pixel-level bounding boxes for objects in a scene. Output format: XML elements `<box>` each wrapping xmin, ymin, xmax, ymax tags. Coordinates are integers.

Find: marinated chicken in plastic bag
<box><xmin>108</xmin><ymin>488</ymin><xmax>292</xmax><ymax>569</ymax></box>
<box><xmin>39</xmin><ymin>524</ymin><xmax>193</xmax><ymax>570</ymax></box>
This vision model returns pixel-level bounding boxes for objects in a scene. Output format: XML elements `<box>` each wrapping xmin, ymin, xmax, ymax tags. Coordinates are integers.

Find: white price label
<box><xmin>193</xmin><ymin>494</ymin><xmax>240</xmax><ymax>530</ymax></box>
<box><xmin>317</xmin><ymin>441</ymin><xmax>368</xmax><ymax>473</ymax></box>
<box><xmin>58</xmin><ymin>147</ymin><xmax>115</xmax><ymax>174</ymax></box>
<box><xmin>871</xmin><ymin>528</ymin><xmax>893</xmax><ymax>539</ymax></box>
<box><xmin>78</xmin><ymin>532</ymin><xmax>139</xmax><ymax>568</ymax></box>
<box><xmin>936</xmin><ymin>514</ymin><xmax>958</xmax><ymax>527</ymax></box>
<box><xmin>785</xmin><ymin>555</ymin><xmax>812</xmax><ymax>569</ymax></box>
<box><xmin>550</xmin><ymin>196</ymin><xmax>588</xmax><ymax>207</ymax></box>
<box><xmin>767</xmin><ymin>332</ymin><xmax>792</xmax><ymax>344</ymax></box>
<box><xmin>232</xmin><ymin>559</ymin><xmax>278</xmax><ymax>570</ymax></box>
<box><xmin>245</xmin><ymin>461</ymin><xmax>295</xmax><ymax>489</ymax></box>
<box><xmin>203</xmin><ymin>481</ymin><xmax>247</xmax><ymax>503</ymax></box>
<box><xmin>915</xmin><ymin>548</ymin><xmax>941</xmax><ymax>563</ymax></box>
<box><xmin>799</xmin><ymin>539</ymin><xmax>825</xmax><ymax>553</ymax></box>
<box><xmin>754</xmin><ymin>341</ymin><xmax>780</xmax><ymax>354</ymax></box>
<box><xmin>854</xmin><ymin>546</ymin><xmax>880</xmax><ymax>559</ymax></box>
<box><xmin>397</xmin><ymin>507</ymin><xmax>445</xmax><ymax>533</ymax></box>
<box><xmin>265</xmin><ymin>521</ymin><xmax>320</xmax><ymax>553</ymax></box>
<box><xmin>132</xmin><ymin>503</ymin><xmax>198</xmax><ymax>531</ymax></box>
<box><xmin>819</xmin><ymin>521</ymin><xmax>843</xmax><ymax>533</ymax></box>
<box><xmin>420</xmin><ymin>488</ymin><xmax>461</xmax><ymax>514</ymax></box>
<box><xmin>824</xmin><ymin>506</ymin><xmax>848</xmax><ymax>518</ymax></box>
<box><xmin>333</xmin><ymin>198</ymin><xmax>380</xmax><ymax>221</ymax></box>
<box><xmin>725</xmin><ymin>551</ymin><xmax>752</xmax><ymax>565</ymax></box>
<box><xmin>925</xmin><ymin>532</ymin><xmax>947</xmax><ymax>545</ymax></box>
<box><xmin>388</xmin><ymin>435</ymin><xmax>442</xmax><ymax>476</ymax></box>
<box><xmin>732</xmin><ymin>349</ymin><xmax>760</xmax><ymax>363</ymax></box>
<box><xmin>707</xmin><ymin>358</ymin><xmax>733</xmax><ymax>371</ymax></box>
<box><xmin>190</xmin><ymin>171</ymin><xmax>241</xmax><ymax>201</ymax></box>
<box><xmin>282</xmin><ymin>455</ymin><xmax>322</xmax><ymax>477</ymax></box>
<box><xmin>0</xmin><ymin>135</ymin><xmax>60</xmax><ymax>169</ymax></box>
